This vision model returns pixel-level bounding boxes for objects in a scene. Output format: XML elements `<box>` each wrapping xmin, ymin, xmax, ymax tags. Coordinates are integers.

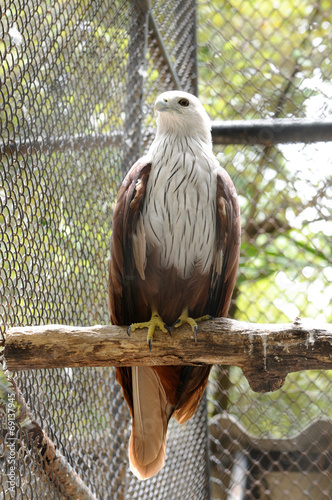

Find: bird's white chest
<box><xmin>141</xmin><ymin>149</ymin><xmax>218</xmax><ymax>279</ymax></box>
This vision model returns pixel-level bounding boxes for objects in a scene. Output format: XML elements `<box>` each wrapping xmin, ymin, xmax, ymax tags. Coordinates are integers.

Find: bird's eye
<box><xmin>178</xmin><ymin>98</ymin><xmax>189</xmax><ymax>107</ymax></box>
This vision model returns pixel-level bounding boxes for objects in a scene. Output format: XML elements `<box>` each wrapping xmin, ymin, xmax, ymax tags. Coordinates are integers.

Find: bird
<box><xmin>108</xmin><ymin>90</ymin><xmax>240</xmax><ymax>480</ymax></box>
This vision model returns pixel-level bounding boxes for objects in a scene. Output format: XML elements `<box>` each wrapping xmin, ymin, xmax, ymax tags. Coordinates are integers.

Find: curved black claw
<box><xmin>165</xmin><ymin>324</ymin><xmax>172</xmax><ymax>338</ymax></box>
<box><xmin>171</xmin><ymin>319</ymin><xmax>181</xmax><ymax>328</ymax></box>
<box><xmin>148</xmin><ymin>338</ymin><xmax>152</xmax><ymax>353</ymax></box>
<box><xmin>127</xmin><ymin>325</ymin><xmax>131</xmax><ymax>337</ymax></box>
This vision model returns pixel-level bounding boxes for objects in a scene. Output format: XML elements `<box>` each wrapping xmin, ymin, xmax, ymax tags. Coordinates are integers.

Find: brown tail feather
<box><xmin>129</xmin><ymin>367</ymin><xmax>173</xmax><ymax>480</ymax></box>
<box><xmin>116</xmin><ymin>365</ymin><xmax>211</xmax><ymax>479</ymax></box>
<box><xmin>173</xmin><ymin>366</ymin><xmax>212</xmax><ymax>424</ymax></box>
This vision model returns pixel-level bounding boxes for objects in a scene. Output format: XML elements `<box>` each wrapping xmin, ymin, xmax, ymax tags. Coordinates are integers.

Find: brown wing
<box><xmin>208</xmin><ymin>165</ymin><xmax>241</xmax><ymax>318</ymax></box>
<box><xmin>108</xmin><ymin>159</ymin><xmax>151</xmax><ymax>327</ymax></box>
<box><xmin>109</xmin><ymin>159</ymin><xmax>155</xmax><ymax>438</ymax></box>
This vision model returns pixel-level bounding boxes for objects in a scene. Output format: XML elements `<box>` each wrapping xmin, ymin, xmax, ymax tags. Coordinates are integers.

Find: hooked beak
<box><xmin>154</xmin><ymin>97</ymin><xmax>170</xmax><ymax>113</ymax></box>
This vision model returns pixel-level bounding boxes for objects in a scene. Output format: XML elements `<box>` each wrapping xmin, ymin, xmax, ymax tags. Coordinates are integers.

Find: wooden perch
<box><xmin>4</xmin><ymin>317</ymin><xmax>332</xmax><ymax>393</ymax></box>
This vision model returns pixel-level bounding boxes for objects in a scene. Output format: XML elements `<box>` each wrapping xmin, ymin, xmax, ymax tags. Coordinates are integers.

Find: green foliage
<box><xmin>0</xmin><ymin>370</ymin><xmax>12</xmax><ymax>404</ymax></box>
<box><xmin>225</xmin><ymin>367</ymin><xmax>332</xmax><ymax>439</ymax></box>
<box><xmin>198</xmin><ymin>0</ymin><xmax>332</xmax><ymax>434</ymax></box>
<box><xmin>197</xmin><ymin>0</ymin><xmax>332</xmax><ymax>324</ymax></box>
<box><xmin>197</xmin><ymin>0</ymin><xmax>332</xmax><ymax>120</ymax></box>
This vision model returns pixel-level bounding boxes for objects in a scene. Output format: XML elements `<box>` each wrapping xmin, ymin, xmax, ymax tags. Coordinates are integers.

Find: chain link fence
<box><xmin>198</xmin><ymin>1</ymin><xmax>332</xmax><ymax>498</ymax></box>
<box><xmin>1</xmin><ymin>0</ymin><xmax>332</xmax><ymax>498</ymax></box>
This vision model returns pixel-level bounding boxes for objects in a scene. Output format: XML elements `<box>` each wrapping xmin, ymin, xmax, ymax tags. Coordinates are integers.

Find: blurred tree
<box><xmin>196</xmin><ymin>0</ymin><xmax>332</xmax><ymax>425</ymax></box>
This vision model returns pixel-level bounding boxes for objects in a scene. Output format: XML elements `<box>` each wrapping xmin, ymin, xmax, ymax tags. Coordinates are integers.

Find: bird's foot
<box><xmin>128</xmin><ymin>311</ymin><xmax>171</xmax><ymax>352</ymax></box>
<box><xmin>172</xmin><ymin>308</ymin><xmax>212</xmax><ymax>343</ymax></box>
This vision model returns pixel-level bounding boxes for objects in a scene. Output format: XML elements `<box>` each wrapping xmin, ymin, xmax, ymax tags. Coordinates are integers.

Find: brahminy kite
<box><xmin>109</xmin><ymin>91</ymin><xmax>240</xmax><ymax>479</ymax></box>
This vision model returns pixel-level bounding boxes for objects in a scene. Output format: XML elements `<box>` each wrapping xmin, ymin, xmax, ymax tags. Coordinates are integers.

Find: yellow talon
<box><xmin>173</xmin><ymin>308</ymin><xmax>212</xmax><ymax>343</ymax></box>
<box><xmin>194</xmin><ymin>314</ymin><xmax>213</xmax><ymax>322</ymax></box>
<box><xmin>128</xmin><ymin>311</ymin><xmax>171</xmax><ymax>351</ymax></box>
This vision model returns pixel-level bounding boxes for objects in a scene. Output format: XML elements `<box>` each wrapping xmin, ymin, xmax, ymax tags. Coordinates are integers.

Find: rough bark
<box><xmin>5</xmin><ymin>317</ymin><xmax>332</xmax><ymax>393</ymax></box>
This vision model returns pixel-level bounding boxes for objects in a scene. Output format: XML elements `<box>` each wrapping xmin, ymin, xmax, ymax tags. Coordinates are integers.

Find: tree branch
<box><xmin>4</xmin><ymin>318</ymin><xmax>332</xmax><ymax>393</ymax></box>
<box><xmin>3</xmin><ymin>376</ymin><xmax>97</xmax><ymax>500</ymax></box>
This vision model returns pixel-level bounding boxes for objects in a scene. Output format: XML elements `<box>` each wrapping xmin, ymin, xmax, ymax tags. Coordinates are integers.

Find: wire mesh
<box><xmin>1</xmin><ymin>0</ymin><xmax>206</xmax><ymax>498</ymax></box>
<box><xmin>126</xmin><ymin>395</ymin><xmax>210</xmax><ymax>500</ymax></box>
<box><xmin>1</xmin><ymin>1</ymin><xmax>133</xmax><ymax>497</ymax></box>
<box><xmin>197</xmin><ymin>1</ymin><xmax>332</xmax><ymax>498</ymax></box>
<box><xmin>1</xmin><ymin>0</ymin><xmax>332</xmax><ymax>499</ymax></box>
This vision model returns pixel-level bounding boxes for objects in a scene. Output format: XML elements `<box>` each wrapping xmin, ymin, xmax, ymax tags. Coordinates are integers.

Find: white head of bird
<box><xmin>154</xmin><ymin>91</ymin><xmax>212</xmax><ymax>146</ymax></box>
